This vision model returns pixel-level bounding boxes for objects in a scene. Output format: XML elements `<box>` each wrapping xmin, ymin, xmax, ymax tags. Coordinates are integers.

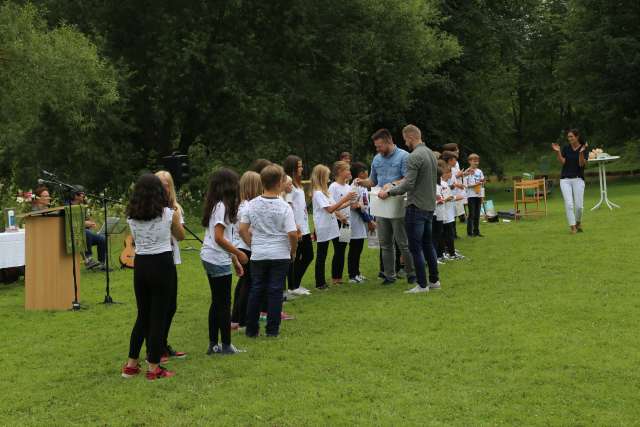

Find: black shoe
<box><xmin>474</xmin><ymin>233</ymin><xmax>484</xmax><ymax>237</ymax></box>
<box><xmin>381</xmin><ymin>278</ymin><xmax>396</xmax><ymax>286</ymax></box>
<box><xmin>221</xmin><ymin>343</ymin><xmax>245</xmax><ymax>355</ymax></box>
<box><xmin>265</xmin><ymin>334</ymin><xmax>279</xmax><ymax>338</ymax></box>
<box><xmin>206</xmin><ymin>343</ymin><xmax>222</xmax><ymax>355</ymax></box>
<box><xmin>377</xmin><ymin>272</ymin><xmax>385</xmax><ymax>279</ymax></box>
<box><xmin>407</xmin><ymin>275</ymin><xmax>417</xmax><ymax>285</ymax></box>
<box><xmin>316</xmin><ymin>284</ymin><xmax>329</xmax><ymax>290</ymax></box>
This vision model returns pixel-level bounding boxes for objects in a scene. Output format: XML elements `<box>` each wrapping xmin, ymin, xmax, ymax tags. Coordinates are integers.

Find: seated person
<box><xmin>71</xmin><ymin>186</ymin><xmax>108</xmax><ymax>270</ymax></box>
<box><xmin>31</xmin><ymin>185</ymin><xmax>51</xmax><ymax>211</ymax></box>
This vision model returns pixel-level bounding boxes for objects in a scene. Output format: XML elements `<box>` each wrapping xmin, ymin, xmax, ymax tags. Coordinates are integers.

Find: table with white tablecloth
<box><xmin>0</xmin><ymin>229</ymin><xmax>25</xmax><ymax>268</ymax></box>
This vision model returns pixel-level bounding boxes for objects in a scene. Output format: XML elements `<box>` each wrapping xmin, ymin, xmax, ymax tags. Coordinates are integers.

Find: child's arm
<box><xmin>326</xmin><ymin>193</ymin><xmax>355</xmax><ymax>214</ymax></box>
<box><xmin>288</xmin><ymin>231</ymin><xmax>299</xmax><ymax>260</ymax></box>
<box><xmin>171</xmin><ymin>209</ymin><xmax>185</xmax><ymax>241</ymax></box>
<box><xmin>215</xmin><ymin>223</ymin><xmax>248</xmax><ymax>264</ymax></box>
<box><xmin>238</xmin><ymin>222</ymin><xmax>252</xmax><ymax>248</ymax></box>
<box><xmin>231</xmin><ymin>255</ymin><xmax>244</xmax><ymax>277</ymax></box>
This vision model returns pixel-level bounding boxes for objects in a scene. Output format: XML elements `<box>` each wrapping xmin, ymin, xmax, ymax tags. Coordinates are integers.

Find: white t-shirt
<box><xmin>200</xmin><ymin>202</ymin><xmax>233</xmax><ymax>266</ymax></box>
<box><xmin>440</xmin><ymin>182</ymin><xmax>455</xmax><ymax>224</ymax></box>
<box><xmin>312</xmin><ymin>190</ymin><xmax>339</xmax><ymax>243</ymax></box>
<box><xmin>240</xmin><ymin>196</ymin><xmax>297</xmax><ymax>261</ymax></box>
<box><xmin>328</xmin><ymin>182</ymin><xmax>351</xmax><ymax>223</ymax></box>
<box><xmin>464</xmin><ymin>168</ymin><xmax>485</xmax><ymax>199</ymax></box>
<box><xmin>128</xmin><ymin>207</ymin><xmax>174</xmax><ymax>255</ymax></box>
<box><xmin>435</xmin><ymin>184</ymin><xmax>446</xmax><ymax>221</ymax></box>
<box><xmin>171</xmin><ymin>209</ymin><xmax>184</xmax><ymax>264</ymax></box>
<box><xmin>290</xmin><ymin>186</ymin><xmax>310</xmax><ymax>236</ymax></box>
<box><xmin>350</xmin><ymin>186</ymin><xmax>369</xmax><ymax>240</ymax></box>
<box><xmin>233</xmin><ymin>200</ymin><xmax>251</xmax><ymax>252</ymax></box>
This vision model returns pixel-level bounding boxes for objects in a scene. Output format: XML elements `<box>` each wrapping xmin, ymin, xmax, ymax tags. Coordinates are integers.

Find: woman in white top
<box><xmin>200</xmin><ymin>168</ymin><xmax>247</xmax><ymax>355</ymax></box>
<box><xmin>283</xmin><ymin>155</ymin><xmax>314</xmax><ymax>296</ymax></box>
<box><xmin>121</xmin><ymin>174</ymin><xmax>184</xmax><ymax>381</ymax></box>
<box><xmin>311</xmin><ymin>164</ymin><xmax>355</xmax><ymax>290</ymax></box>
<box><xmin>155</xmin><ymin>170</ymin><xmax>187</xmax><ymax>360</ymax></box>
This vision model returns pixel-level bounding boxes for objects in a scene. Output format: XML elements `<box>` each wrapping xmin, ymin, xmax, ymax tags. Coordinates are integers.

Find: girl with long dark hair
<box><xmin>121</xmin><ymin>174</ymin><xmax>184</xmax><ymax>381</ymax></box>
<box><xmin>552</xmin><ymin>129</ymin><xmax>589</xmax><ymax>233</ymax></box>
<box><xmin>200</xmin><ymin>168</ymin><xmax>247</xmax><ymax>355</ymax></box>
<box><xmin>283</xmin><ymin>155</ymin><xmax>314</xmax><ymax>296</ymax></box>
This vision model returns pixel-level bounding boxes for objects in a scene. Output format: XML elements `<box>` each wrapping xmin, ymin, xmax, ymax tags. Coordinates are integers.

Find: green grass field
<box><xmin>1</xmin><ymin>178</ymin><xmax>639</xmax><ymax>426</ymax></box>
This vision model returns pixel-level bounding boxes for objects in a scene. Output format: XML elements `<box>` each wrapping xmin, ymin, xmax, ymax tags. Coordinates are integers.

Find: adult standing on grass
<box><xmin>552</xmin><ymin>129</ymin><xmax>589</xmax><ymax>234</ymax></box>
<box><xmin>121</xmin><ymin>173</ymin><xmax>185</xmax><ymax>381</ymax></box>
<box><xmin>359</xmin><ymin>128</ymin><xmax>416</xmax><ymax>285</ymax></box>
<box><xmin>378</xmin><ymin>125</ymin><xmax>440</xmax><ymax>293</ymax></box>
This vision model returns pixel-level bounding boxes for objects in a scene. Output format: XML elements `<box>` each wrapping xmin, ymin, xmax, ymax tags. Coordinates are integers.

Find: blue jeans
<box><xmin>246</xmin><ymin>259</ymin><xmax>290</xmax><ymax>337</ymax></box>
<box><xmin>404</xmin><ymin>205</ymin><xmax>439</xmax><ymax>286</ymax></box>
<box><xmin>85</xmin><ymin>229</ymin><xmax>106</xmax><ymax>262</ymax></box>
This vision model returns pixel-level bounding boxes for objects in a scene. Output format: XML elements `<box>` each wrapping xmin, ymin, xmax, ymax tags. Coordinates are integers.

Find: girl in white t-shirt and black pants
<box><xmin>283</xmin><ymin>155</ymin><xmax>314</xmax><ymax>295</ymax></box>
<box><xmin>348</xmin><ymin>162</ymin><xmax>374</xmax><ymax>283</ymax></box>
<box><xmin>201</xmin><ymin>169</ymin><xmax>248</xmax><ymax>355</ymax></box>
<box><xmin>328</xmin><ymin>161</ymin><xmax>354</xmax><ymax>284</ymax></box>
<box><xmin>311</xmin><ymin>164</ymin><xmax>356</xmax><ymax>290</ymax></box>
<box><xmin>122</xmin><ymin>174</ymin><xmax>184</xmax><ymax>381</ymax></box>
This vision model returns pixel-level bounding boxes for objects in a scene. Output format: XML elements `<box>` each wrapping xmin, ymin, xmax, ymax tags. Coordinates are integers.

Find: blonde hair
<box><xmin>239</xmin><ymin>171</ymin><xmax>262</xmax><ymax>202</ymax></box>
<box><xmin>281</xmin><ymin>175</ymin><xmax>293</xmax><ymax>200</ymax></box>
<box><xmin>402</xmin><ymin>124</ymin><xmax>422</xmax><ymax>140</ymax></box>
<box><xmin>332</xmin><ymin>160</ymin><xmax>350</xmax><ymax>179</ymax></box>
<box><xmin>311</xmin><ymin>164</ymin><xmax>331</xmax><ymax>196</ymax></box>
<box><xmin>468</xmin><ymin>153</ymin><xmax>480</xmax><ymax>161</ymax></box>
<box><xmin>155</xmin><ymin>170</ymin><xmax>183</xmax><ymax>214</ymax></box>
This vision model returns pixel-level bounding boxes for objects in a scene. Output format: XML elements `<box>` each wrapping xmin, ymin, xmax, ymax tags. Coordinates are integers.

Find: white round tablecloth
<box><xmin>0</xmin><ymin>229</ymin><xmax>25</xmax><ymax>268</ymax></box>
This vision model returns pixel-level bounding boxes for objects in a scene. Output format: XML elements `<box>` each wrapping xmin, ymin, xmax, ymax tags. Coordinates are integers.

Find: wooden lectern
<box><xmin>21</xmin><ymin>207</ymin><xmax>81</xmax><ymax>310</ymax></box>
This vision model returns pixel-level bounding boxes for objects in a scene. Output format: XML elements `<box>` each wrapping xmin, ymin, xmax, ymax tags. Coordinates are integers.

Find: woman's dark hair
<box><xmin>34</xmin><ymin>185</ymin><xmax>48</xmax><ymax>197</ymax></box>
<box><xmin>351</xmin><ymin>161</ymin><xmax>367</xmax><ymax>178</ymax></box>
<box><xmin>437</xmin><ymin>166</ymin><xmax>444</xmax><ymax>181</ymax></box>
<box><xmin>283</xmin><ymin>155</ymin><xmax>302</xmax><ymax>184</ymax></box>
<box><xmin>202</xmin><ymin>168</ymin><xmax>239</xmax><ymax>227</ymax></box>
<box><xmin>127</xmin><ymin>174</ymin><xmax>169</xmax><ymax>220</ymax></box>
<box><xmin>249</xmin><ymin>159</ymin><xmax>272</xmax><ymax>174</ymax></box>
<box><xmin>567</xmin><ymin>128</ymin><xmax>585</xmax><ymax>145</ymax></box>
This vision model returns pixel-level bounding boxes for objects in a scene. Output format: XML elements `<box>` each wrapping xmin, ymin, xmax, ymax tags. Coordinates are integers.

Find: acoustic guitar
<box><xmin>119</xmin><ymin>235</ymin><xmax>135</xmax><ymax>269</ymax></box>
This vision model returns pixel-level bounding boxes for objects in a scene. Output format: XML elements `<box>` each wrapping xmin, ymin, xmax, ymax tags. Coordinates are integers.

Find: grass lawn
<box><xmin>1</xmin><ymin>178</ymin><xmax>639</xmax><ymax>425</ymax></box>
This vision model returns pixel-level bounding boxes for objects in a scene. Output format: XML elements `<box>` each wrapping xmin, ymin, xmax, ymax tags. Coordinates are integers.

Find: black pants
<box><xmin>467</xmin><ymin>197</ymin><xmax>482</xmax><ymax>236</ymax></box>
<box><xmin>315</xmin><ymin>238</ymin><xmax>339</xmax><ymax>287</ymax></box>
<box><xmin>162</xmin><ymin>267</ymin><xmax>178</xmax><ymax>352</ymax></box>
<box><xmin>432</xmin><ymin>219</ymin><xmax>444</xmax><ymax>258</ymax></box>
<box><xmin>246</xmin><ymin>259</ymin><xmax>290</xmax><ymax>337</ymax></box>
<box><xmin>379</xmin><ymin>243</ymin><xmax>403</xmax><ymax>273</ymax></box>
<box><xmin>231</xmin><ymin>249</ymin><xmax>251</xmax><ymax>327</ymax></box>
<box><xmin>128</xmin><ymin>252</ymin><xmax>174</xmax><ymax>364</ymax></box>
<box><xmin>287</xmin><ymin>234</ymin><xmax>314</xmax><ymax>290</ymax></box>
<box><xmin>207</xmin><ymin>274</ymin><xmax>232</xmax><ymax>346</ymax></box>
<box><xmin>348</xmin><ymin>238</ymin><xmax>365</xmax><ymax>279</ymax></box>
<box><xmin>443</xmin><ymin>222</ymin><xmax>456</xmax><ymax>256</ymax></box>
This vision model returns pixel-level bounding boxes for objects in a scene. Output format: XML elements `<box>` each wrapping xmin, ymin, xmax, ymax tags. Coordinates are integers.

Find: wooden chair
<box><xmin>513</xmin><ymin>178</ymin><xmax>547</xmax><ymax>219</ymax></box>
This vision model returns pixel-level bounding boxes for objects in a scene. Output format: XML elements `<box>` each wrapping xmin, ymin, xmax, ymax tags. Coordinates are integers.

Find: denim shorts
<box><xmin>202</xmin><ymin>260</ymin><xmax>232</xmax><ymax>278</ymax></box>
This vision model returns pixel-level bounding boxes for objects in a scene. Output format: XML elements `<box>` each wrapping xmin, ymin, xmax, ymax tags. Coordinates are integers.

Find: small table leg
<box><xmin>591</xmin><ymin>163</ymin><xmax>605</xmax><ymax>211</ymax></box>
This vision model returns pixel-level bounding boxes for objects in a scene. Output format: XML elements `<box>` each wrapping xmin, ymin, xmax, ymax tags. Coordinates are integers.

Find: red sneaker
<box><xmin>121</xmin><ymin>363</ymin><xmax>141</xmax><ymax>379</ymax></box>
<box><xmin>166</xmin><ymin>345</ymin><xmax>187</xmax><ymax>359</ymax></box>
<box><xmin>161</xmin><ymin>353</ymin><xmax>170</xmax><ymax>363</ymax></box>
<box><xmin>281</xmin><ymin>311</ymin><xmax>295</xmax><ymax>321</ymax></box>
<box><xmin>146</xmin><ymin>366</ymin><xmax>175</xmax><ymax>381</ymax></box>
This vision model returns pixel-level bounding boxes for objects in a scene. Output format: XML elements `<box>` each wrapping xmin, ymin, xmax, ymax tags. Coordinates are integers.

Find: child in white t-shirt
<box><xmin>328</xmin><ymin>161</ymin><xmax>354</xmax><ymax>285</ymax></box>
<box><xmin>311</xmin><ymin>163</ymin><xmax>356</xmax><ymax>290</ymax></box>
<box><xmin>239</xmin><ymin>165</ymin><xmax>298</xmax><ymax>338</ymax></box>
<box><xmin>442</xmin><ymin>167</ymin><xmax>463</xmax><ymax>260</ymax></box>
<box><xmin>433</xmin><ymin>167</ymin><xmax>446</xmax><ymax>261</ymax></box>
<box><xmin>463</xmin><ymin>153</ymin><xmax>485</xmax><ymax>237</ymax></box>
<box><xmin>348</xmin><ymin>162</ymin><xmax>375</xmax><ymax>283</ymax></box>
<box><xmin>201</xmin><ymin>168</ymin><xmax>248</xmax><ymax>355</ymax></box>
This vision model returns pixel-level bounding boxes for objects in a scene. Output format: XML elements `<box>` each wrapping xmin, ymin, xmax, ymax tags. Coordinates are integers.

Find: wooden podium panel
<box><xmin>24</xmin><ymin>213</ymin><xmax>81</xmax><ymax>310</ymax></box>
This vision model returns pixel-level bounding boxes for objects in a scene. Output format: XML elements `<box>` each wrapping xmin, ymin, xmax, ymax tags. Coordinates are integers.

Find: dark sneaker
<box><xmin>377</xmin><ymin>272</ymin><xmax>385</xmax><ymax>279</ymax></box>
<box><xmin>146</xmin><ymin>366</ymin><xmax>175</xmax><ymax>381</ymax></box>
<box><xmin>221</xmin><ymin>343</ymin><xmax>246</xmax><ymax>355</ymax></box>
<box><xmin>121</xmin><ymin>363</ymin><xmax>141</xmax><ymax>379</ymax></box>
<box><xmin>407</xmin><ymin>275</ymin><xmax>417</xmax><ymax>285</ymax></box>
<box><xmin>381</xmin><ymin>278</ymin><xmax>396</xmax><ymax>286</ymax></box>
<box><xmin>166</xmin><ymin>345</ymin><xmax>187</xmax><ymax>359</ymax></box>
<box><xmin>85</xmin><ymin>258</ymin><xmax>100</xmax><ymax>269</ymax></box>
<box><xmin>316</xmin><ymin>284</ymin><xmax>329</xmax><ymax>290</ymax></box>
<box><xmin>206</xmin><ymin>343</ymin><xmax>223</xmax><ymax>355</ymax></box>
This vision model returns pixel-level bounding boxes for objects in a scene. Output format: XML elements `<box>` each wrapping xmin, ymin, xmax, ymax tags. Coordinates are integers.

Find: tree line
<box><xmin>1</xmin><ymin>0</ymin><xmax>638</xmax><ymax>199</ymax></box>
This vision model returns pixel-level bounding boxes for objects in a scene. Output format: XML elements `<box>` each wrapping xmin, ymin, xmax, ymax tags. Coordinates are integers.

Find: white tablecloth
<box><xmin>0</xmin><ymin>229</ymin><xmax>25</xmax><ymax>268</ymax></box>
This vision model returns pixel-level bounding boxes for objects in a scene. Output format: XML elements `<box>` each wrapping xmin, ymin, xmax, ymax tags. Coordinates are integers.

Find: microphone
<box><xmin>37</xmin><ymin>178</ymin><xmax>46</xmax><ymax>185</ymax></box>
<box><xmin>41</xmin><ymin>169</ymin><xmax>56</xmax><ymax>178</ymax></box>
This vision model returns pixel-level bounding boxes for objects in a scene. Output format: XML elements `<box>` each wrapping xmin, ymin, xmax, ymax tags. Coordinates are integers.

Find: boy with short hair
<box><xmin>463</xmin><ymin>153</ymin><xmax>485</xmax><ymax>237</ymax></box>
<box><xmin>240</xmin><ymin>165</ymin><xmax>299</xmax><ymax>338</ymax></box>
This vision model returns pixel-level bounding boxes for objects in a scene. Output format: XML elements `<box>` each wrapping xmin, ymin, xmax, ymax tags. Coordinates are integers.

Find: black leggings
<box><xmin>467</xmin><ymin>197</ymin><xmax>482</xmax><ymax>236</ymax></box>
<box><xmin>348</xmin><ymin>238</ymin><xmax>365</xmax><ymax>279</ymax></box>
<box><xmin>128</xmin><ymin>252</ymin><xmax>175</xmax><ymax>364</ymax></box>
<box><xmin>443</xmin><ymin>222</ymin><xmax>456</xmax><ymax>256</ymax></box>
<box><xmin>315</xmin><ymin>238</ymin><xmax>339</xmax><ymax>287</ymax></box>
<box><xmin>432</xmin><ymin>220</ymin><xmax>444</xmax><ymax>258</ymax></box>
<box><xmin>207</xmin><ymin>274</ymin><xmax>232</xmax><ymax>346</ymax></box>
<box><xmin>231</xmin><ymin>249</ymin><xmax>251</xmax><ymax>327</ymax></box>
<box><xmin>287</xmin><ymin>234</ymin><xmax>314</xmax><ymax>290</ymax></box>
<box><xmin>162</xmin><ymin>269</ymin><xmax>178</xmax><ymax>351</ymax></box>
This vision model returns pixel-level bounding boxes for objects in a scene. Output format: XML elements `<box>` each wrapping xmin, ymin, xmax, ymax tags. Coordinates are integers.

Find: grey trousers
<box><xmin>377</xmin><ymin>216</ymin><xmax>415</xmax><ymax>280</ymax></box>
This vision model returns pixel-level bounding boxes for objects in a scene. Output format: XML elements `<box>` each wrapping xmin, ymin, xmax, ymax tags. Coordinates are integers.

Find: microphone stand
<box><xmin>38</xmin><ymin>176</ymin><xmax>82</xmax><ymax>311</ymax></box>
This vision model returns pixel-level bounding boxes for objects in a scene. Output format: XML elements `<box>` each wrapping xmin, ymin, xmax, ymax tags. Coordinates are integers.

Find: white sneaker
<box><xmin>348</xmin><ymin>278</ymin><xmax>361</xmax><ymax>284</ymax></box>
<box><xmin>291</xmin><ymin>288</ymin><xmax>309</xmax><ymax>296</ymax></box>
<box><xmin>298</xmin><ymin>287</ymin><xmax>312</xmax><ymax>295</ymax></box>
<box><xmin>356</xmin><ymin>275</ymin><xmax>367</xmax><ymax>282</ymax></box>
<box><xmin>429</xmin><ymin>281</ymin><xmax>441</xmax><ymax>290</ymax></box>
<box><xmin>404</xmin><ymin>285</ymin><xmax>429</xmax><ymax>294</ymax></box>
<box><xmin>285</xmin><ymin>290</ymin><xmax>298</xmax><ymax>300</ymax></box>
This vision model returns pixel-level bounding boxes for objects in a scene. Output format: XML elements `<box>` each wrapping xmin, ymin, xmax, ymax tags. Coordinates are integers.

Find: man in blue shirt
<box><xmin>360</xmin><ymin>128</ymin><xmax>415</xmax><ymax>285</ymax></box>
